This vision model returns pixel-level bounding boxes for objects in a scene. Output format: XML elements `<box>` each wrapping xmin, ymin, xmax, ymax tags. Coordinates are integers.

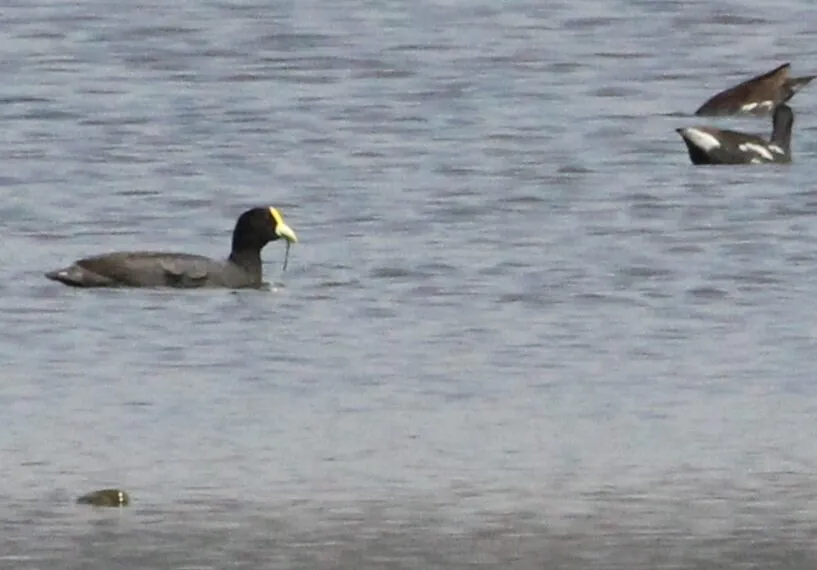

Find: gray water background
<box><xmin>3</xmin><ymin>0</ymin><xmax>817</xmax><ymax>567</ymax></box>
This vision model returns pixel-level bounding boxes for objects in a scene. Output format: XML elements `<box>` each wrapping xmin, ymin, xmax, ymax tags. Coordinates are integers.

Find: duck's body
<box><xmin>677</xmin><ymin>104</ymin><xmax>793</xmax><ymax>165</ymax></box>
<box><xmin>46</xmin><ymin>207</ymin><xmax>297</xmax><ymax>289</ymax></box>
<box><xmin>695</xmin><ymin>63</ymin><xmax>814</xmax><ymax>117</ymax></box>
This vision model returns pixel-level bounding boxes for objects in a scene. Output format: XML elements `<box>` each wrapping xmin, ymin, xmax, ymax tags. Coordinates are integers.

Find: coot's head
<box><xmin>232</xmin><ymin>207</ymin><xmax>298</xmax><ymax>253</ymax></box>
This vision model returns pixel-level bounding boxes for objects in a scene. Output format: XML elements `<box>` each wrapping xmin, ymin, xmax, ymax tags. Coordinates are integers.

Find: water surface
<box><xmin>3</xmin><ymin>0</ymin><xmax>817</xmax><ymax>567</ymax></box>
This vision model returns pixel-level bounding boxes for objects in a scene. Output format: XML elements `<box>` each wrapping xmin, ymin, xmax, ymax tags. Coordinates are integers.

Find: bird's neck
<box><xmin>228</xmin><ymin>249</ymin><xmax>263</xmax><ymax>272</ymax></box>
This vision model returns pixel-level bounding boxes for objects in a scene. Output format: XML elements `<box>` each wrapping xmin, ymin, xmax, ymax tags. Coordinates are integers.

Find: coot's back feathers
<box><xmin>47</xmin><ymin>252</ymin><xmax>248</xmax><ymax>288</ymax></box>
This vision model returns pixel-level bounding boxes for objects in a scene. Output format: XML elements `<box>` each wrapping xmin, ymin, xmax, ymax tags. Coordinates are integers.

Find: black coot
<box><xmin>46</xmin><ymin>207</ymin><xmax>298</xmax><ymax>288</ymax></box>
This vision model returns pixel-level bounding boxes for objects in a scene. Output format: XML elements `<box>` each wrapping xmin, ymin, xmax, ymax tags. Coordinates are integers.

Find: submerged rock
<box><xmin>76</xmin><ymin>489</ymin><xmax>130</xmax><ymax>507</ymax></box>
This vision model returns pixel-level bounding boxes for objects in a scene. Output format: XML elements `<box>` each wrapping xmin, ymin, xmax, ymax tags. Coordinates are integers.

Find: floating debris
<box><xmin>76</xmin><ymin>489</ymin><xmax>130</xmax><ymax>507</ymax></box>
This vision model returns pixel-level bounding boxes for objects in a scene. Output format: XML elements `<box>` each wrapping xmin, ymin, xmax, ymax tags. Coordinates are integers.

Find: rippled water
<box><xmin>4</xmin><ymin>0</ymin><xmax>817</xmax><ymax>567</ymax></box>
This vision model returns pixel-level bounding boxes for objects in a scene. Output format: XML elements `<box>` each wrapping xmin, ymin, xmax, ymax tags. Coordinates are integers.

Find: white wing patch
<box><xmin>681</xmin><ymin>128</ymin><xmax>721</xmax><ymax>151</ymax></box>
<box><xmin>768</xmin><ymin>144</ymin><xmax>785</xmax><ymax>155</ymax></box>
<box><xmin>742</xmin><ymin>100</ymin><xmax>774</xmax><ymax>113</ymax></box>
<box><xmin>750</xmin><ymin>158</ymin><xmax>763</xmax><ymax>164</ymax></box>
<box><xmin>738</xmin><ymin>142</ymin><xmax>774</xmax><ymax>161</ymax></box>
